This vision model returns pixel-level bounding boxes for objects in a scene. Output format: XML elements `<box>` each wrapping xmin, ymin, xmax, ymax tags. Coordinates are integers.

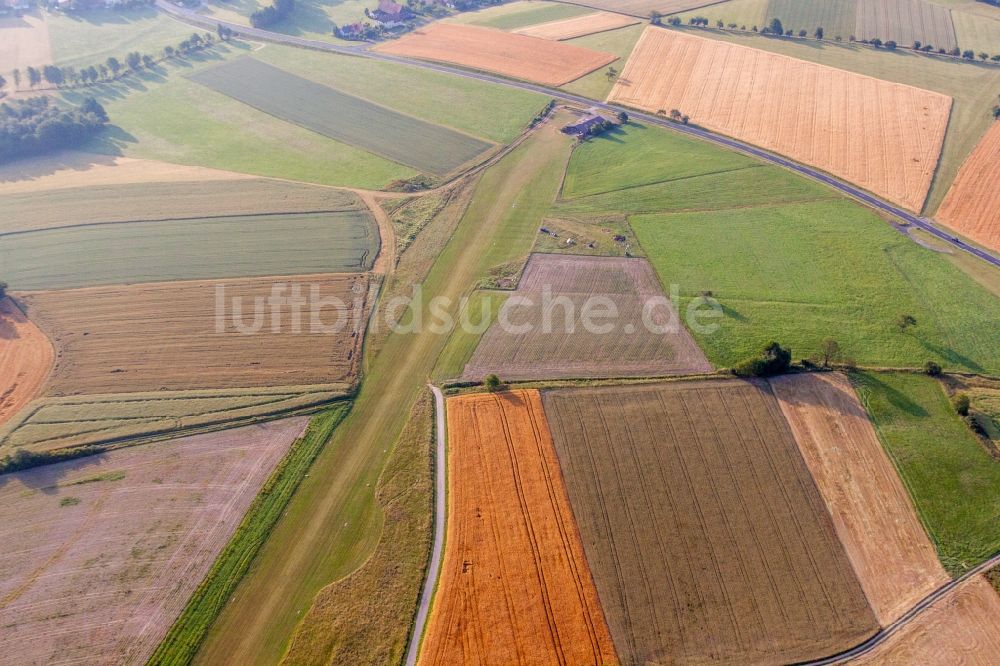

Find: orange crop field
<box><xmin>514</xmin><ymin>12</ymin><xmax>640</xmax><ymax>40</ymax></box>
<box><xmin>0</xmin><ymin>298</ymin><xmax>53</xmax><ymax>427</ymax></box>
<box><xmin>21</xmin><ymin>274</ymin><xmax>372</xmax><ymax>395</ymax></box>
<box><xmin>374</xmin><ymin>23</ymin><xmax>617</xmax><ymax>87</ymax></box>
<box><xmin>771</xmin><ymin>373</ymin><xmax>950</xmax><ymax>625</ymax></box>
<box><xmin>853</xmin><ymin>575</ymin><xmax>1000</xmax><ymax>665</ymax></box>
<box><xmin>608</xmin><ymin>28</ymin><xmax>952</xmax><ymax>212</ymax></box>
<box><xmin>936</xmin><ymin>121</ymin><xmax>1000</xmax><ymax>253</ymax></box>
<box><xmin>419</xmin><ymin>390</ymin><xmax>618</xmax><ymax>665</ymax></box>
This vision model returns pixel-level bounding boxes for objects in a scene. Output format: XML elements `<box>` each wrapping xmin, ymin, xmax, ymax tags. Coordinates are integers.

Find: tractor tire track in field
<box><xmin>156</xmin><ymin>0</ymin><xmax>1000</xmax><ymax>270</ymax></box>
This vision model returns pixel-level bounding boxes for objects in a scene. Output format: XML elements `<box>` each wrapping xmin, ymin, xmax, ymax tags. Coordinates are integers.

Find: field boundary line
<box><xmin>404</xmin><ymin>384</ymin><xmax>447</xmax><ymax>666</ymax></box>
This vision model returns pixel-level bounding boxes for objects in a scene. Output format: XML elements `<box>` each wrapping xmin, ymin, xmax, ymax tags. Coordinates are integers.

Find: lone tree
<box><xmin>815</xmin><ymin>26</ymin><xmax>824</xmax><ymax>39</ymax></box>
<box><xmin>605</xmin><ymin>65</ymin><xmax>618</xmax><ymax>81</ymax></box>
<box><xmin>484</xmin><ymin>374</ymin><xmax>502</xmax><ymax>392</ymax></box>
<box><xmin>924</xmin><ymin>360</ymin><xmax>942</xmax><ymax>376</ymax></box>
<box><xmin>769</xmin><ymin>17</ymin><xmax>784</xmax><ymax>36</ymax></box>
<box><xmin>897</xmin><ymin>313</ymin><xmax>917</xmax><ymax>332</ymax></box>
<box><xmin>952</xmin><ymin>393</ymin><xmax>971</xmax><ymax>417</ymax></box>
<box><xmin>818</xmin><ymin>338</ymin><xmax>841</xmax><ymax>368</ymax></box>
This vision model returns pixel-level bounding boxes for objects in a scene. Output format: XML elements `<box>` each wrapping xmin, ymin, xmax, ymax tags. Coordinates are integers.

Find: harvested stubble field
<box><xmin>856</xmin><ymin>0</ymin><xmax>958</xmax><ymax>52</ymax></box>
<box><xmin>771</xmin><ymin>373</ymin><xmax>949</xmax><ymax>625</ymax></box>
<box><xmin>374</xmin><ymin>23</ymin><xmax>617</xmax><ymax>87</ymax></box>
<box><xmin>462</xmin><ymin>254</ymin><xmax>712</xmax><ymax>381</ymax></box>
<box><xmin>0</xmin><ymin>417</ymin><xmax>307</xmax><ymax>665</ymax></box>
<box><xmin>419</xmin><ymin>390</ymin><xmax>617</xmax><ymax>665</ymax></box>
<box><xmin>936</xmin><ymin>121</ymin><xmax>1000</xmax><ymax>253</ymax></box>
<box><xmin>0</xmin><ymin>298</ymin><xmax>53</xmax><ymax>427</ymax></box>
<box><xmin>0</xmin><ymin>385</ymin><xmax>348</xmax><ymax>455</ymax></box>
<box><xmin>852</xmin><ymin>575</ymin><xmax>1000</xmax><ymax>665</ymax></box>
<box><xmin>514</xmin><ymin>11</ymin><xmax>640</xmax><ymax>40</ymax></box>
<box><xmin>21</xmin><ymin>274</ymin><xmax>372</xmax><ymax>395</ymax></box>
<box><xmin>541</xmin><ymin>380</ymin><xmax>879</xmax><ymax>664</ymax></box>
<box><xmin>0</xmin><ymin>10</ymin><xmax>52</xmax><ymax>72</ymax></box>
<box><xmin>765</xmin><ymin>0</ymin><xmax>857</xmax><ymax>41</ymax></box>
<box><xmin>1</xmin><ymin>211</ymin><xmax>378</xmax><ymax>291</ymax></box>
<box><xmin>608</xmin><ymin>28</ymin><xmax>951</xmax><ymax>212</ymax></box>
<box><xmin>554</xmin><ymin>0</ymin><xmax>718</xmax><ymax>17</ymax></box>
<box><xmin>952</xmin><ymin>7</ymin><xmax>1000</xmax><ymax>54</ymax></box>
<box><xmin>0</xmin><ymin>178</ymin><xmax>365</xmax><ymax>235</ymax></box>
<box><xmin>190</xmin><ymin>57</ymin><xmax>493</xmax><ymax>177</ymax></box>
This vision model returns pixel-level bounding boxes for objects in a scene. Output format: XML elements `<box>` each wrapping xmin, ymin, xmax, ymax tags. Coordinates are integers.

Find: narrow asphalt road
<box><xmin>157</xmin><ymin>0</ymin><xmax>1000</xmax><ymax>269</ymax></box>
<box><xmin>404</xmin><ymin>385</ymin><xmax>446</xmax><ymax>666</ymax></box>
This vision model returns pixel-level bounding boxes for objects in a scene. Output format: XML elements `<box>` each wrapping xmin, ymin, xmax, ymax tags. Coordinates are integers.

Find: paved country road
<box><xmin>156</xmin><ymin>0</ymin><xmax>1000</xmax><ymax>270</ymax></box>
<box><xmin>404</xmin><ymin>385</ymin><xmax>446</xmax><ymax>666</ymax></box>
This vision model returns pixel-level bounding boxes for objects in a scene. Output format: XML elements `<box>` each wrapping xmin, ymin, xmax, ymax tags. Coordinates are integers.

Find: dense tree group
<box><xmin>250</xmin><ymin>0</ymin><xmax>294</xmax><ymax>28</ymax></box>
<box><xmin>0</xmin><ymin>97</ymin><xmax>109</xmax><ymax>163</ymax></box>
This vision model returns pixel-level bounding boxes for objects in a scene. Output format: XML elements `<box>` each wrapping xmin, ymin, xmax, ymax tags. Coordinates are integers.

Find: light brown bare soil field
<box><xmin>852</xmin><ymin>575</ymin><xmax>1000</xmax><ymax>665</ymax></box>
<box><xmin>555</xmin><ymin>0</ymin><xmax>719</xmax><ymax>17</ymax></box>
<box><xmin>856</xmin><ymin>0</ymin><xmax>958</xmax><ymax>53</ymax></box>
<box><xmin>0</xmin><ymin>417</ymin><xmax>307</xmax><ymax>665</ymax></box>
<box><xmin>419</xmin><ymin>390</ymin><xmax>618</xmax><ymax>665</ymax></box>
<box><xmin>771</xmin><ymin>373</ymin><xmax>950</xmax><ymax>625</ymax></box>
<box><xmin>936</xmin><ymin>121</ymin><xmax>1000</xmax><ymax>253</ymax></box>
<box><xmin>0</xmin><ymin>178</ymin><xmax>364</xmax><ymax>235</ymax></box>
<box><xmin>542</xmin><ymin>379</ymin><xmax>878</xmax><ymax>664</ymax></box>
<box><xmin>374</xmin><ymin>23</ymin><xmax>617</xmax><ymax>86</ymax></box>
<box><xmin>462</xmin><ymin>253</ymin><xmax>712</xmax><ymax>381</ymax></box>
<box><xmin>20</xmin><ymin>274</ymin><xmax>372</xmax><ymax>395</ymax></box>
<box><xmin>0</xmin><ymin>11</ymin><xmax>52</xmax><ymax>73</ymax></box>
<box><xmin>0</xmin><ymin>298</ymin><xmax>53</xmax><ymax>427</ymax></box>
<box><xmin>0</xmin><ymin>153</ymin><xmax>251</xmax><ymax>196</ymax></box>
<box><xmin>608</xmin><ymin>28</ymin><xmax>951</xmax><ymax>212</ymax></box>
<box><xmin>514</xmin><ymin>11</ymin><xmax>640</xmax><ymax>40</ymax></box>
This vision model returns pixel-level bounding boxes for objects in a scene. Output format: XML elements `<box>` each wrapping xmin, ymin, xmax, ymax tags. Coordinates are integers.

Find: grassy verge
<box><xmin>851</xmin><ymin>371</ymin><xmax>1000</xmax><ymax>575</ymax></box>
<box><xmin>149</xmin><ymin>404</ymin><xmax>351</xmax><ymax>665</ymax></box>
<box><xmin>280</xmin><ymin>390</ymin><xmax>434</xmax><ymax>664</ymax></box>
<box><xmin>433</xmin><ymin>290</ymin><xmax>509</xmax><ymax>381</ymax></box>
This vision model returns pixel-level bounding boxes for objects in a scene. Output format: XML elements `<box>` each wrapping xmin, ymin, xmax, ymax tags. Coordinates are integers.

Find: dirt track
<box><xmin>514</xmin><ymin>12</ymin><xmax>639</xmax><ymax>40</ymax></box>
<box><xmin>850</xmin><ymin>574</ymin><xmax>1000</xmax><ymax>664</ymax></box>
<box><xmin>771</xmin><ymin>373</ymin><xmax>950</xmax><ymax>626</ymax></box>
<box><xmin>375</xmin><ymin>23</ymin><xmax>617</xmax><ymax>87</ymax></box>
<box><xmin>419</xmin><ymin>390</ymin><xmax>618</xmax><ymax>665</ymax></box>
<box><xmin>0</xmin><ymin>297</ymin><xmax>54</xmax><ymax>427</ymax></box>
<box><xmin>608</xmin><ymin>28</ymin><xmax>951</xmax><ymax>212</ymax></box>
<box><xmin>937</xmin><ymin>121</ymin><xmax>1000</xmax><ymax>253</ymax></box>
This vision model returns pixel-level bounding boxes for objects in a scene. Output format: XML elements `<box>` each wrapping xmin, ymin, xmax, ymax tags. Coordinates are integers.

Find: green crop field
<box><xmin>632</xmin><ymin>198</ymin><xmax>1000</xmax><ymax>373</ymax></box>
<box><xmin>0</xmin><ymin>211</ymin><xmax>377</xmax><ymax>290</ymax></box>
<box><xmin>673</xmin><ymin>27</ymin><xmax>1000</xmax><ymax>214</ymax></box>
<box><xmin>250</xmin><ymin>46</ymin><xmax>549</xmax><ymax>145</ymax></box>
<box><xmin>0</xmin><ymin>386</ymin><xmax>348</xmax><ymax>456</ymax></box>
<box><xmin>766</xmin><ymin>0</ymin><xmax>857</xmax><ymax>40</ymax></box>
<box><xmin>47</xmin><ymin>6</ymin><xmax>194</xmax><ymax>70</ymax></box>
<box><xmin>189</xmin><ymin>58</ymin><xmax>494</xmax><ymax>177</ymax></box>
<box><xmin>561</xmin><ymin>23</ymin><xmax>646</xmax><ymax>99</ymax></box>
<box><xmin>0</xmin><ymin>179</ymin><xmax>364</xmax><ymax>234</ymax></box>
<box><xmin>448</xmin><ymin>0</ymin><xmax>592</xmax><ymax>29</ymax></box>
<box><xmin>852</xmin><ymin>371</ymin><xmax>1000</xmax><ymax>575</ymax></box>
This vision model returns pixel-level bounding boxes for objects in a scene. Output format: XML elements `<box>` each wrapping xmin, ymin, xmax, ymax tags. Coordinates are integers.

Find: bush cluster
<box><xmin>0</xmin><ymin>97</ymin><xmax>108</xmax><ymax>163</ymax></box>
<box><xmin>731</xmin><ymin>342</ymin><xmax>792</xmax><ymax>378</ymax></box>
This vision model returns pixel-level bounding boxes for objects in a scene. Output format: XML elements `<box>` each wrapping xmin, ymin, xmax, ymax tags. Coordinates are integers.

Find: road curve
<box><xmin>157</xmin><ymin>1</ymin><xmax>1000</xmax><ymax>269</ymax></box>
<box><xmin>800</xmin><ymin>550</ymin><xmax>1000</xmax><ymax>664</ymax></box>
<box><xmin>404</xmin><ymin>385</ymin><xmax>446</xmax><ymax>666</ymax></box>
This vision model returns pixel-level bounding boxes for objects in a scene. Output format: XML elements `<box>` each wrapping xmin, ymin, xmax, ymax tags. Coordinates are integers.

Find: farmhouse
<box><xmin>367</xmin><ymin>0</ymin><xmax>414</xmax><ymax>27</ymax></box>
<box><xmin>336</xmin><ymin>21</ymin><xmax>369</xmax><ymax>40</ymax></box>
<box><xmin>562</xmin><ymin>109</ymin><xmax>615</xmax><ymax>137</ymax></box>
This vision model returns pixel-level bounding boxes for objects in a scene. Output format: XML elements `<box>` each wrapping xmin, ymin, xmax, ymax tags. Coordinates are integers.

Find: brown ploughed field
<box><xmin>419</xmin><ymin>390</ymin><xmax>618</xmax><ymax>665</ymax></box>
<box><xmin>20</xmin><ymin>274</ymin><xmax>371</xmax><ymax>395</ymax></box>
<box><xmin>853</xmin><ymin>575</ymin><xmax>1000</xmax><ymax>665</ymax></box>
<box><xmin>542</xmin><ymin>379</ymin><xmax>878</xmax><ymax>664</ymax></box>
<box><xmin>608</xmin><ymin>28</ymin><xmax>951</xmax><ymax>212</ymax></box>
<box><xmin>771</xmin><ymin>373</ymin><xmax>950</xmax><ymax>625</ymax></box>
<box><xmin>936</xmin><ymin>121</ymin><xmax>1000</xmax><ymax>253</ymax></box>
<box><xmin>0</xmin><ymin>418</ymin><xmax>308</xmax><ymax>665</ymax></box>
<box><xmin>514</xmin><ymin>12</ymin><xmax>640</xmax><ymax>40</ymax></box>
<box><xmin>462</xmin><ymin>254</ymin><xmax>712</xmax><ymax>381</ymax></box>
<box><xmin>374</xmin><ymin>23</ymin><xmax>617</xmax><ymax>86</ymax></box>
<box><xmin>0</xmin><ymin>298</ymin><xmax>54</xmax><ymax>427</ymax></box>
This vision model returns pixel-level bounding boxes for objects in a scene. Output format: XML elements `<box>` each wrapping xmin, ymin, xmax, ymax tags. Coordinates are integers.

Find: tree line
<box><xmin>250</xmin><ymin>0</ymin><xmax>294</xmax><ymax>28</ymax></box>
<box><xmin>0</xmin><ymin>96</ymin><xmax>109</xmax><ymax>163</ymax></box>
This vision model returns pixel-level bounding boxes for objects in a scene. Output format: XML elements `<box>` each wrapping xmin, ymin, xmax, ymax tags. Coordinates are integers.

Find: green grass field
<box><xmin>0</xmin><ymin>386</ymin><xmax>348</xmax><ymax>455</ymax></box>
<box><xmin>253</xmin><ymin>46</ymin><xmax>549</xmax><ymax>145</ymax></box>
<box><xmin>199</xmin><ymin>0</ymin><xmax>368</xmax><ymax>44</ymax></box>
<box><xmin>448</xmin><ymin>0</ymin><xmax>592</xmax><ymax>29</ymax></box>
<box><xmin>765</xmin><ymin>0</ymin><xmax>857</xmax><ymax>40</ymax></box>
<box><xmin>561</xmin><ymin>23</ymin><xmax>646</xmax><ymax>99</ymax></box>
<box><xmin>189</xmin><ymin>58</ymin><xmax>494</xmax><ymax>176</ymax></box>
<box><xmin>852</xmin><ymin>371</ymin><xmax>1000</xmax><ymax>575</ymax></box>
<box><xmin>150</xmin><ymin>405</ymin><xmax>351</xmax><ymax>666</ymax></box>
<box><xmin>952</xmin><ymin>8</ymin><xmax>1000</xmax><ymax>54</ymax></box>
<box><xmin>47</xmin><ymin>6</ymin><xmax>194</xmax><ymax>69</ymax></box>
<box><xmin>1</xmin><ymin>211</ymin><xmax>377</xmax><ymax>290</ymax></box>
<box><xmin>632</xmin><ymin>198</ymin><xmax>1000</xmax><ymax>373</ymax></box>
<box><xmin>674</xmin><ymin>0</ymin><xmax>769</xmax><ymax>29</ymax></box>
<box><xmin>661</xmin><ymin>27</ymin><xmax>1000</xmax><ymax>215</ymax></box>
